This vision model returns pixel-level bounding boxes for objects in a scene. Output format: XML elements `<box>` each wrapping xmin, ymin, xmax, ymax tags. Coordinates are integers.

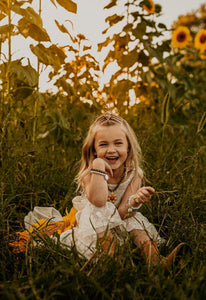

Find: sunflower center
<box><xmin>177</xmin><ymin>32</ymin><xmax>186</xmax><ymax>42</ymax></box>
<box><xmin>200</xmin><ymin>34</ymin><xmax>206</xmax><ymax>44</ymax></box>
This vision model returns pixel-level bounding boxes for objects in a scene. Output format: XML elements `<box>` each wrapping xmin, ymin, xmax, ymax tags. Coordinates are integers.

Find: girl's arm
<box><xmin>83</xmin><ymin>158</ymin><xmax>113</xmax><ymax>207</ymax></box>
<box><xmin>118</xmin><ymin>174</ymin><xmax>155</xmax><ymax>219</ymax></box>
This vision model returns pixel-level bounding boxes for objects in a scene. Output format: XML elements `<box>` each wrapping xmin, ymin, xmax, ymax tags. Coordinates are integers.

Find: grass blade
<box><xmin>161</xmin><ymin>93</ymin><xmax>170</xmax><ymax>125</ymax></box>
<box><xmin>197</xmin><ymin>111</ymin><xmax>206</xmax><ymax>134</ymax></box>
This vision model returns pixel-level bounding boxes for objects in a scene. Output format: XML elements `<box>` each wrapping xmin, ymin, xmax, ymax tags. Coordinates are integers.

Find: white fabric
<box><xmin>24</xmin><ymin>168</ymin><xmax>165</xmax><ymax>259</ymax></box>
<box><xmin>60</xmin><ymin>201</ymin><xmax>126</xmax><ymax>259</ymax></box>
<box><xmin>24</xmin><ymin>206</ymin><xmax>63</xmax><ymax>229</ymax></box>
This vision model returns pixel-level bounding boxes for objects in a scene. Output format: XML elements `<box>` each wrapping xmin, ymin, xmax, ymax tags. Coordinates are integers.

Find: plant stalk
<box><xmin>32</xmin><ymin>0</ymin><xmax>42</xmax><ymax>144</ymax></box>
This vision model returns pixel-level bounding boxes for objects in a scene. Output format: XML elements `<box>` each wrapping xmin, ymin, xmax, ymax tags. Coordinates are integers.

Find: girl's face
<box><xmin>94</xmin><ymin>125</ymin><xmax>129</xmax><ymax>170</ymax></box>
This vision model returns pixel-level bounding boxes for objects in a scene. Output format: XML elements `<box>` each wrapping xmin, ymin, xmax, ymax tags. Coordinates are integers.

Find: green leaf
<box><xmin>144</xmin><ymin>42</ymin><xmax>163</xmax><ymax>62</ymax></box>
<box><xmin>0</xmin><ymin>24</ymin><xmax>14</xmax><ymax>35</ymax></box>
<box><xmin>123</xmin><ymin>23</ymin><xmax>133</xmax><ymax>32</ymax></box>
<box><xmin>119</xmin><ymin>49</ymin><xmax>139</xmax><ymax>68</ymax></box>
<box><xmin>111</xmin><ymin>79</ymin><xmax>134</xmax><ymax>98</ymax></box>
<box><xmin>9</xmin><ymin>60</ymin><xmax>38</xmax><ymax>87</ymax></box>
<box><xmin>30</xmin><ymin>44</ymin><xmax>55</xmax><ymax>66</ymax></box>
<box><xmin>0</xmin><ymin>0</ymin><xmax>8</xmax><ymax>14</ymax></box>
<box><xmin>54</xmin><ymin>20</ymin><xmax>75</xmax><ymax>42</ymax></box>
<box><xmin>132</xmin><ymin>21</ymin><xmax>147</xmax><ymax>39</ymax></box>
<box><xmin>30</xmin><ymin>44</ymin><xmax>66</xmax><ymax>69</ymax></box>
<box><xmin>105</xmin><ymin>14</ymin><xmax>124</xmax><ymax>26</ymax></box>
<box><xmin>83</xmin><ymin>45</ymin><xmax>92</xmax><ymax>51</ymax></box>
<box><xmin>104</xmin><ymin>0</ymin><xmax>117</xmax><ymax>9</ymax></box>
<box><xmin>98</xmin><ymin>36</ymin><xmax>112</xmax><ymax>52</ymax></box>
<box><xmin>12</xmin><ymin>5</ymin><xmax>43</xmax><ymax>28</ymax></box>
<box><xmin>197</xmin><ymin>111</ymin><xmax>206</xmax><ymax>134</ymax></box>
<box><xmin>158</xmin><ymin>23</ymin><xmax>167</xmax><ymax>30</ymax></box>
<box><xmin>49</xmin><ymin>44</ymin><xmax>67</xmax><ymax>64</ymax></box>
<box><xmin>56</xmin><ymin>0</ymin><xmax>77</xmax><ymax>14</ymax></box>
<box><xmin>0</xmin><ymin>11</ymin><xmax>6</xmax><ymax>21</ymax></box>
<box><xmin>166</xmin><ymin>82</ymin><xmax>176</xmax><ymax>99</ymax></box>
<box><xmin>161</xmin><ymin>93</ymin><xmax>170</xmax><ymax>125</ymax></box>
<box><xmin>55</xmin><ymin>77</ymin><xmax>74</xmax><ymax>96</ymax></box>
<box><xmin>18</xmin><ymin>17</ymin><xmax>51</xmax><ymax>41</ymax></box>
<box><xmin>138</xmin><ymin>50</ymin><xmax>149</xmax><ymax>66</ymax></box>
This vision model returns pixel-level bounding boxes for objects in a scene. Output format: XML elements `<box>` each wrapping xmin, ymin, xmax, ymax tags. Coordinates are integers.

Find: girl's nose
<box><xmin>107</xmin><ymin>145</ymin><xmax>115</xmax><ymax>153</ymax></box>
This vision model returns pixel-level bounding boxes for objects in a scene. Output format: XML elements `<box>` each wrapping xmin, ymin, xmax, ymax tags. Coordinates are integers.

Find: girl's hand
<box><xmin>92</xmin><ymin>158</ymin><xmax>113</xmax><ymax>178</ymax></box>
<box><xmin>132</xmin><ymin>186</ymin><xmax>155</xmax><ymax>207</ymax></box>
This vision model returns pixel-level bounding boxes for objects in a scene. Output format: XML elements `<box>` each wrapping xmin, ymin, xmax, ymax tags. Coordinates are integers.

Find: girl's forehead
<box><xmin>94</xmin><ymin>124</ymin><xmax>127</xmax><ymax>140</ymax></box>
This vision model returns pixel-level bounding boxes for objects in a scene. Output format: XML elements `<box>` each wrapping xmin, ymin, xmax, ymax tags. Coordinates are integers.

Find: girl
<box><xmin>22</xmin><ymin>112</ymin><xmax>185</xmax><ymax>267</ymax></box>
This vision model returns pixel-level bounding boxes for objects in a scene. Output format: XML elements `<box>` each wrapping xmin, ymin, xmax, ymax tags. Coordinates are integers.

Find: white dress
<box><xmin>24</xmin><ymin>170</ymin><xmax>165</xmax><ymax>259</ymax></box>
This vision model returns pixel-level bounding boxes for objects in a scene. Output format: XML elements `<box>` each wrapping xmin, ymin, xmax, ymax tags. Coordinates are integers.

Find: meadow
<box><xmin>0</xmin><ymin>102</ymin><xmax>205</xmax><ymax>299</ymax></box>
<box><xmin>1</xmin><ymin>0</ymin><xmax>206</xmax><ymax>298</ymax></box>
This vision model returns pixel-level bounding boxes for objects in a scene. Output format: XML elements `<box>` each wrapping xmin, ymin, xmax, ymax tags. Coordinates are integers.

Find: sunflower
<box><xmin>143</xmin><ymin>0</ymin><xmax>155</xmax><ymax>14</ymax></box>
<box><xmin>194</xmin><ymin>29</ymin><xmax>206</xmax><ymax>55</ymax></box>
<box><xmin>171</xmin><ymin>26</ymin><xmax>192</xmax><ymax>49</ymax></box>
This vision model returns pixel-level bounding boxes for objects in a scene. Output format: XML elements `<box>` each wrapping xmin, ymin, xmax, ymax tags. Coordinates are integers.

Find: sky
<box><xmin>64</xmin><ymin>0</ymin><xmax>205</xmax><ymax>43</ymax></box>
<box><xmin>43</xmin><ymin>0</ymin><xmax>205</xmax><ymax>91</ymax></box>
<box><xmin>2</xmin><ymin>0</ymin><xmax>205</xmax><ymax>91</ymax></box>
<box><xmin>36</xmin><ymin>0</ymin><xmax>206</xmax><ymax>48</ymax></box>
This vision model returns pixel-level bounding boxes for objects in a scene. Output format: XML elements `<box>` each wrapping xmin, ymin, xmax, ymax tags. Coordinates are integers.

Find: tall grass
<box><xmin>0</xmin><ymin>105</ymin><xmax>205</xmax><ymax>299</ymax></box>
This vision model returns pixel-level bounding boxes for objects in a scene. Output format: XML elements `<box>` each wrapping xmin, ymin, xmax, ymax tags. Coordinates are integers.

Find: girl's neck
<box><xmin>109</xmin><ymin>165</ymin><xmax>125</xmax><ymax>184</ymax></box>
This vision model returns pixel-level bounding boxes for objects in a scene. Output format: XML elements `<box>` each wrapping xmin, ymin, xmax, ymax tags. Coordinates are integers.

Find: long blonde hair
<box><xmin>76</xmin><ymin>112</ymin><xmax>143</xmax><ymax>191</ymax></box>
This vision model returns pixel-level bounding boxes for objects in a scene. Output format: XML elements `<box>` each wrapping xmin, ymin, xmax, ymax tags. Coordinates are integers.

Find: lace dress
<box><xmin>24</xmin><ymin>170</ymin><xmax>164</xmax><ymax>259</ymax></box>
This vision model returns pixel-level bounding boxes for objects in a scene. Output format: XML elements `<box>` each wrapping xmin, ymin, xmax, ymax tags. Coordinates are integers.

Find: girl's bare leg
<box><xmin>130</xmin><ymin>229</ymin><xmax>161</xmax><ymax>265</ymax></box>
<box><xmin>130</xmin><ymin>229</ymin><xmax>187</xmax><ymax>269</ymax></box>
<box><xmin>130</xmin><ymin>229</ymin><xmax>151</xmax><ymax>247</ymax></box>
<box><xmin>98</xmin><ymin>230</ymin><xmax>115</xmax><ymax>255</ymax></box>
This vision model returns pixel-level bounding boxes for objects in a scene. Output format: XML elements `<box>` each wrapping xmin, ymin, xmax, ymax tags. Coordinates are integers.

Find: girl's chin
<box><xmin>110</xmin><ymin>164</ymin><xmax>123</xmax><ymax>171</ymax></box>
<box><xmin>107</xmin><ymin>160</ymin><xmax>119</xmax><ymax>167</ymax></box>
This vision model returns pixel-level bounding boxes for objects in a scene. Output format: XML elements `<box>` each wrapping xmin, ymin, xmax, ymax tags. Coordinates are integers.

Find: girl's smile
<box><xmin>94</xmin><ymin>125</ymin><xmax>129</xmax><ymax>171</ymax></box>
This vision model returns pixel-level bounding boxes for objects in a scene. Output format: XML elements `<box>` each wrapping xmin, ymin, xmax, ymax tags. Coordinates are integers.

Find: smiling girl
<box><xmin>23</xmin><ymin>112</ymin><xmax>185</xmax><ymax>268</ymax></box>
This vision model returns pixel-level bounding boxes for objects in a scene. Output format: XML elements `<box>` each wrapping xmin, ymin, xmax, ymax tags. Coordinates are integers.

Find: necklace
<box><xmin>107</xmin><ymin>163</ymin><xmax>126</xmax><ymax>203</ymax></box>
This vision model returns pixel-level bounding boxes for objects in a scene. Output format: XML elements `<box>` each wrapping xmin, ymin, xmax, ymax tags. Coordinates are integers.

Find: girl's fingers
<box><xmin>105</xmin><ymin>162</ymin><xmax>113</xmax><ymax>177</ymax></box>
<box><xmin>108</xmin><ymin>168</ymin><xmax>113</xmax><ymax>177</ymax></box>
<box><xmin>135</xmin><ymin>187</ymin><xmax>155</xmax><ymax>204</ymax></box>
<box><xmin>139</xmin><ymin>186</ymin><xmax>155</xmax><ymax>195</ymax></box>
<box><xmin>144</xmin><ymin>186</ymin><xmax>155</xmax><ymax>194</ymax></box>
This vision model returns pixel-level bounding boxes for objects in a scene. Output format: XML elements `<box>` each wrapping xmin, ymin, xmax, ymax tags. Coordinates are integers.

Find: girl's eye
<box><xmin>115</xmin><ymin>142</ymin><xmax>122</xmax><ymax>145</ymax></box>
<box><xmin>99</xmin><ymin>143</ymin><xmax>107</xmax><ymax>147</ymax></box>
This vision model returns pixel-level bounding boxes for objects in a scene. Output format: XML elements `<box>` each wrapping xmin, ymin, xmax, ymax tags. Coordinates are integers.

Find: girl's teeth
<box><xmin>107</xmin><ymin>157</ymin><xmax>118</xmax><ymax>160</ymax></box>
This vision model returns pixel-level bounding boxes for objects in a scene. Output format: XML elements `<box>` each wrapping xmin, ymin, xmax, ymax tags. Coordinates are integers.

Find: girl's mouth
<box><xmin>106</xmin><ymin>157</ymin><xmax>119</xmax><ymax>163</ymax></box>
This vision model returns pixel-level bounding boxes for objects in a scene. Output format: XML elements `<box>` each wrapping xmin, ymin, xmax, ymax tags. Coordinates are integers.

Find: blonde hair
<box><xmin>76</xmin><ymin>112</ymin><xmax>143</xmax><ymax>191</ymax></box>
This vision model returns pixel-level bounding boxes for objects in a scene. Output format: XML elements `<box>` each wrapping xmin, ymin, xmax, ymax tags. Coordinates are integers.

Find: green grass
<box><xmin>0</xmin><ymin>109</ymin><xmax>205</xmax><ymax>300</ymax></box>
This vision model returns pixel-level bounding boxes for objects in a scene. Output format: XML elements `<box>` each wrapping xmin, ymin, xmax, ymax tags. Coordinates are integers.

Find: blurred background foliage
<box><xmin>0</xmin><ymin>0</ymin><xmax>205</xmax><ymax>231</ymax></box>
<box><xmin>0</xmin><ymin>0</ymin><xmax>206</xmax><ymax>298</ymax></box>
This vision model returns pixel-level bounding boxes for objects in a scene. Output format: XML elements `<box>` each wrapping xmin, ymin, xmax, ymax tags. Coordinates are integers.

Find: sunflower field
<box><xmin>0</xmin><ymin>0</ymin><xmax>206</xmax><ymax>299</ymax></box>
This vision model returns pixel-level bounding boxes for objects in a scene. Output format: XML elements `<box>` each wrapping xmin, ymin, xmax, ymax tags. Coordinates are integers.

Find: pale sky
<box><xmin>39</xmin><ymin>0</ymin><xmax>205</xmax><ymax>45</ymax></box>
<box><xmin>68</xmin><ymin>0</ymin><xmax>205</xmax><ymax>42</ymax></box>
<box><xmin>2</xmin><ymin>0</ymin><xmax>205</xmax><ymax>91</ymax></box>
<box><xmin>158</xmin><ymin>0</ymin><xmax>205</xmax><ymax>27</ymax></box>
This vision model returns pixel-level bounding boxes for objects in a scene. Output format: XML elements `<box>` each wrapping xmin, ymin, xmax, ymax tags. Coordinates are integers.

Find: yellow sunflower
<box><xmin>194</xmin><ymin>29</ymin><xmax>206</xmax><ymax>55</ymax></box>
<box><xmin>171</xmin><ymin>26</ymin><xmax>192</xmax><ymax>49</ymax></box>
<box><xmin>143</xmin><ymin>0</ymin><xmax>155</xmax><ymax>14</ymax></box>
